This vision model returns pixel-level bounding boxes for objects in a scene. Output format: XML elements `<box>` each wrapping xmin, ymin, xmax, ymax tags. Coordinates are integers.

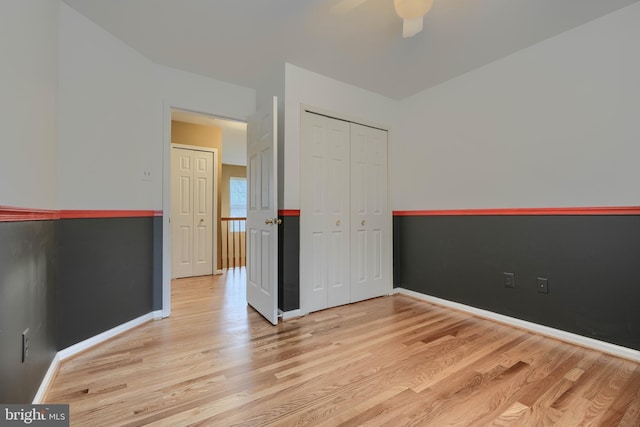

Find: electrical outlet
<box><xmin>537</xmin><ymin>277</ymin><xmax>549</xmax><ymax>294</ymax></box>
<box><xmin>504</xmin><ymin>272</ymin><xmax>515</xmax><ymax>288</ymax></box>
<box><xmin>22</xmin><ymin>328</ymin><xmax>30</xmax><ymax>363</ymax></box>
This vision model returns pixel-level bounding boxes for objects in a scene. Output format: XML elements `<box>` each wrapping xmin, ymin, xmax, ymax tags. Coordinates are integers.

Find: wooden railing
<box><xmin>221</xmin><ymin>217</ymin><xmax>246</xmax><ymax>269</ymax></box>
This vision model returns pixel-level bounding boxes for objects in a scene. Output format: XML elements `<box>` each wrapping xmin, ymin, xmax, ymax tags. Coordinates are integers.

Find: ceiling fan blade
<box><xmin>330</xmin><ymin>0</ymin><xmax>370</xmax><ymax>15</ymax></box>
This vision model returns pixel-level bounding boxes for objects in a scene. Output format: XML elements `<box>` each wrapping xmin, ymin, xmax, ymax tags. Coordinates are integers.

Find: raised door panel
<box><xmin>178</xmin><ymin>226</ymin><xmax>191</xmax><ymax>265</ymax></box>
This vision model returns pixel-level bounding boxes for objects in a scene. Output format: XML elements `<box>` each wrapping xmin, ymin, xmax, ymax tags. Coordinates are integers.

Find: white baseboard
<box><xmin>32</xmin><ymin>353</ymin><xmax>60</xmax><ymax>404</ymax></box>
<box><xmin>280</xmin><ymin>309</ymin><xmax>302</xmax><ymax>320</ymax></box>
<box><xmin>395</xmin><ymin>288</ymin><xmax>640</xmax><ymax>363</ymax></box>
<box><xmin>34</xmin><ymin>311</ymin><xmax>161</xmax><ymax>403</ymax></box>
<box><xmin>58</xmin><ymin>311</ymin><xmax>159</xmax><ymax>361</ymax></box>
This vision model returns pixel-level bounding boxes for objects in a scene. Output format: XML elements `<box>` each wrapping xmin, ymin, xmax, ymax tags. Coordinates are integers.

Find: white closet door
<box><xmin>301</xmin><ymin>112</ymin><xmax>351</xmax><ymax>313</ymax></box>
<box><xmin>350</xmin><ymin>123</ymin><xmax>389</xmax><ymax>303</ymax></box>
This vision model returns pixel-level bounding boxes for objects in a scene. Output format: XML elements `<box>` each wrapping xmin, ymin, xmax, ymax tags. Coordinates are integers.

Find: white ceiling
<box><xmin>62</xmin><ymin>0</ymin><xmax>638</xmax><ymax>100</ymax></box>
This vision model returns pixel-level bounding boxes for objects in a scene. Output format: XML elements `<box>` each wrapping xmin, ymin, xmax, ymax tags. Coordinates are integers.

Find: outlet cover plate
<box><xmin>537</xmin><ymin>277</ymin><xmax>549</xmax><ymax>294</ymax></box>
<box><xmin>504</xmin><ymin>272</ymin><xmax>515</xmax><ymax>288</ymax></box>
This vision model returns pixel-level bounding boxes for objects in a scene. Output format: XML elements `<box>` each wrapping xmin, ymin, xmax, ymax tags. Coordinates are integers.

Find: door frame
<box><xmin>299</xmin><ymin>104</ymin><xmax>393</xmax><ymax>316</ymax></box>
<box><xmin>162</xmin><ymin>102</ymin><xmax>245</xmax><ymax>318</ymax></box>
<box><xmin>170</xmin><ymin>143</ymin><xmax>219</xmax><ymax>279</ymax></box>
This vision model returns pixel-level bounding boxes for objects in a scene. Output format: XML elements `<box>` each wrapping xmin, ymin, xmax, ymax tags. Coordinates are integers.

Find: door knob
<box><xmin>275</xmin><ymin>218</ymin><xmax>282</xmax><ymax>225</ymax></box>
<box><xmin>361</xmin><ymin>219</ymin><xmax>366</xmax><ymax>226</ymax></box>
<box><xmin>336</xmin><ymin>220</ymin><xmax>341</xmax><ymax>226</ymax></box>
<box><xmin>200</xmin><ymin>218</ymin><xmax>204</xmax><ymax>223</ymax></box>
<box><xmin>265</xmin><ymin>218</ymin><xmax>273</xmax><ymax>225</ymax></box>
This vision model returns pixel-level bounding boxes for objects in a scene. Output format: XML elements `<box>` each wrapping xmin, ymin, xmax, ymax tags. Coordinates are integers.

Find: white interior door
<box><xmin>171</xmin><ymin>147</ymin><xmax>214</xmax><ymax>278</ymax></box>
<box><xmin>246</xmin><ymin>96</ymin><xmax>278</xmax><ymax>325</ymax></box>
<box><xmin>301</xmin><ymin>112</ymin><xmax>351</xmax><ymax>313</ymax></box>
<box><xmin>350</xmin><ymin>123</ymin><xmax>389</xmax><ymax>302</ymax></box>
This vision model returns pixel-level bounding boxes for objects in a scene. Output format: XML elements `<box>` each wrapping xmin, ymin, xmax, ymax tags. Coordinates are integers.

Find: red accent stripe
<box><xmin>393</xmin><ymin>206</ymin><xmax>640</xmax><ymax>216</ymax></box>
<box><xmin>0</xmin><ymin>206</ymin><xmax>59</xmax><ymax>222</ymax></box>
<box><xmin>0</xmin><ymin>206</ymin><xmax>162</xmax><ymax>222</ymax></box>
<box><xmin>60</xmin><ymin>210</ymin><xmax>160</xmax><ymax>219</ymax></box>
<box><xmin>278</xmin><ymin>209</ymin><xmax>301</xmax><ymax>217</ymax></box>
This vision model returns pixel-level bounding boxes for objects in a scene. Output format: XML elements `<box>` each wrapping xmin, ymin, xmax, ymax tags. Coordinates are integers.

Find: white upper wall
<box><xmin>0</xmin><ymin>0</ymin><xmax>59</xmax><ymax>209</ymax></box>
<box><xmin>283</xmin><ymin>64</ymin><xmax>398</xmax><ymax>209</ymax></box>
<box><xmin>58</xmin><ymin>3</ymin><xmax>155</xmax><ymax>210</ymax></box>
<box><xmin>220</xmin><ymin>124</ymin><xmax>247</xmax><ymax>166</ymax></box>
<box><xmin>155</xmin><ymin>65</ymin><xmax>255</xmax><ymax>126</ymax></box>
<box><xmin>58</xmin><ymin>3</ymin><xmax>255</xmax><ymax>210</ymax></box>
<box><xmin>12</xmin><ymin>1</ymin><xmax>636</xmax><ymax>213</ymax></box>
<box><xmin>392</xmin><ymin>2</ymin><xmax>640</xmax><ymax>210</ymax></box>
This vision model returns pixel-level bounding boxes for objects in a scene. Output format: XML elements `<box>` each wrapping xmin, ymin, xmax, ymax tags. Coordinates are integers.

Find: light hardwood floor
<box><xmin>45</xmin><ymin>271</ymin><xmax>640</xmax><ymax>426</ymax></box>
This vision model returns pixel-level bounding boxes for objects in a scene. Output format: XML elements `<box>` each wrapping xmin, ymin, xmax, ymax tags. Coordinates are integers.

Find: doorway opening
<box><xmin>164</xmin><ymin>108</ymin><xmax>247</xmax><ymax>316</ymax></box>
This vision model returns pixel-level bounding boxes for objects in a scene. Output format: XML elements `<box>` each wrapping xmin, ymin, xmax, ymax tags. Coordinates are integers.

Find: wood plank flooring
<box><xmin>45</xmin><ymin>271</ymin><xmax>640</xmax><ymax>426</ymax></box>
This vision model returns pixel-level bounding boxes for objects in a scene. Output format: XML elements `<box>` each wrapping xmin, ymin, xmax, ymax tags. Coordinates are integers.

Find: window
<box><xmin>229</xmin><ymin>177</ymin><xmax>247</xmax><ymax>231</ymax></box>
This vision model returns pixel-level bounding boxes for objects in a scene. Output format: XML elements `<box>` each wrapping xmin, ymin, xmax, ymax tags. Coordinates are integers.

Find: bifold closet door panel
<box><xmin>350</xmin><ymin>123</ymin><xmax>389</xmax><ymax>303</ymax></box>
<box><xmin>192</xmin><ymin>150</ymin><xmax>214</xmax><ymax>277</ymax></box>
<box><xmin>171</xmin><ymin>148</ymin><xmax>194</xmax><ymax>279</ymax></box>
<box><xmin>301</xmin><ymin>112</ymin><xmax>351</xmax><ymax>313</ymax></box>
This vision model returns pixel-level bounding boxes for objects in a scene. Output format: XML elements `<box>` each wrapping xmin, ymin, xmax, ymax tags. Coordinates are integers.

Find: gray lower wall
<box><xmin>5</xmin><ymin>210</ymin><xmax>637</xmax><ymax>402</ymax></box>
<box><xmin>0</xmin><ymin>221</ymin><xmax>58</xmax><ymax>403</ymax></box>
<box><xmin>278</xmin><ymin>215</ymin><xmax>300</xmax><ymax>312</ymax></box>
<box><xmin>394</xmin><ymin>214</ymin><xmax>640</xmax><ymax>351</ymax></box>
<box><xmin>57</xmin><ymin>217</ymin><xmax>155</xmax><ymax>349</ymax></box>
<box><xmin>1</xmin><ymin>214</ymin><xmax>160</xmax><ymax>402</ymax></box>
<box><xmin>152</xmin><ymin>216</ymin><xmax>163</xmax><ymax>311</ymax></box>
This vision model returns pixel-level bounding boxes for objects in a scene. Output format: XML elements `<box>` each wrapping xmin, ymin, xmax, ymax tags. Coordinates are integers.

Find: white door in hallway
<box><xmin>350</xmin><ymin>123</ymin><xmax>389</xmax><ymax>303</ymax></box>
<box><xmin>246</xmin><ymin>96</ymin><xmax>278</xmax><ymax>325</ymax></box>
<box><xmin>171</xmin><ymin>147</ymin><xmax>214</xmax><ymax>278</ymax></box>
